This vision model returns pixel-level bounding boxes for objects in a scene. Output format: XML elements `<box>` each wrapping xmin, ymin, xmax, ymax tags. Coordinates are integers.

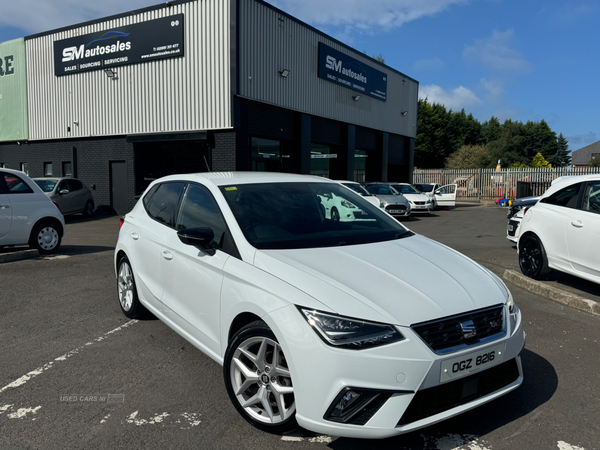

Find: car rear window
<box><xmin>2</xmin><ymin>173</ymin><xmax>34</xmax><ymax>194</ymax></box>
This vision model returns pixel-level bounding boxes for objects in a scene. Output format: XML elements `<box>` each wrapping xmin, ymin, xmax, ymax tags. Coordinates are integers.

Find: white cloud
<box><xmin>480</xmin><ymin>78</ymin><xmax>504</xmax><ymax>99</ymax></box>
<box><xmin>463</xmin><ymin>29</ymin><xmax>530</xmax><ymax>72</ymax></box>
<box><xmin>412</xmin><ymin>58</ymin><xmax>445</xmax><ymax>71</ymax></box>
<box><xmin>0</xmin><ymin>1</ymin><xmax>151</xmax><ymax>34</ymax></box>
<box><xmin>419</xmin><ymin>84</ymin><xmax>481</xmax><ymax>110</ymax></box>
<box><xmin>269</xmin><ymin>0</ymin><xmax>471</xmax><ymax>31</ymax></box>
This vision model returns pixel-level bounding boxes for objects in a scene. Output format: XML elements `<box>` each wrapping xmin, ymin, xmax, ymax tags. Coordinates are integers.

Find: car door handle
<box><xmin>0</xmin><ymin>205</ymin><xmax>9</xmax><ymax>209</ymax></box>
<box><xmin>162</xmin><ymin>250</ymin><xmax>173</xmax><ymax>260</ymax></box>
<box><xmin>131</xmin><ymin>232</ymin><xmax>139</xmax><ymax>240</ymax></box>
<box><xmin>571</xmin><ymin>220</ymin><xmax>583</xmax><ymax>228</ymax></box>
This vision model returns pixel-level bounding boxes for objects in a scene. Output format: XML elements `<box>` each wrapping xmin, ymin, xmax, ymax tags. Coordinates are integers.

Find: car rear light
<box><xmin>52</xmin><ymin>201</ymin><xmax>61</xmax><ymax>211</ymax></box>
<box><xmin>119</xmin><ymin>216</ymin><xmax>125</xmax><ymax>229</ymax></box>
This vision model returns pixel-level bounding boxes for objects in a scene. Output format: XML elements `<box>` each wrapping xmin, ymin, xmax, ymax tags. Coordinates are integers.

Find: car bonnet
<box><xmin>253</xmin><ymin>235</ymin><xmax>507</xmax><ymax>326</ymax></box>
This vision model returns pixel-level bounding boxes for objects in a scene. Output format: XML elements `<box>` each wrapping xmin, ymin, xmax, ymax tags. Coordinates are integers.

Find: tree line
<box><xmin>415</xmin><ymin>98</ymin><xmax>571</xmax><ymax>169</ymax></box>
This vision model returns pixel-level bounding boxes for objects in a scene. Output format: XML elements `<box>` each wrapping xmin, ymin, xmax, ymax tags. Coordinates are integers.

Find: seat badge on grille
<box><xmin>460</xmin><ymin>320</ymin><xmax>477</xmax><ymax>339</ymax></box>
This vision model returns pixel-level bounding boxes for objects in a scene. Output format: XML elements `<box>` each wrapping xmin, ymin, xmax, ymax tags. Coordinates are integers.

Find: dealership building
<box><xmin>0</xmin><ymin>0</ymin><xmax>418</xmax><ymax>214</ymax></box>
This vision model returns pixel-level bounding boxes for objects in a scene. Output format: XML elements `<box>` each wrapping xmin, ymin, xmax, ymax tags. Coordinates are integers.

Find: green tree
<box><xmin>372</xmin><ymin>53</ymin><xmax>385</xmax><ymax>63</ymax></box>
<box><xmin>589</xmin><ymin>155</ymin><xmax>600</xmax><ymax>167</ymax></box>
<box><xmin>445</xmin><ymin>145</ymin><xmax>492</xmax><ymax>169</ymax></box>
<box><xmin>549</xmin><ymin>133</ymin><xmax>571</xmax><ymax>167</ymax></box>
<box><xmin>532</xmin><ymin>152</ymin><xmax>552</xmax><ymax>168</ymax></box>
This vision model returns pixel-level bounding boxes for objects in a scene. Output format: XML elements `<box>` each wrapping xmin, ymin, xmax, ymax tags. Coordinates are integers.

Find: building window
<box><xmin>310</xmin><ymin>144</ymin><xmax>337</xmax><ymax>178</ymax></box>
<box><xmin>251</xmin><ymin>137</ymin><xmax>282</xmax><ymax>172</ymax></box>
<box><xmin>63</xmin><ymin>161</ymin><xmax>73</xmax><ymax>177</ymax></box>
<box><xmin>354</xmin><ymin>150</ymin><xmax>367</xmax><ymax>182</ymax></box>
<box><xmin>20</xmin><ymin>163</ymin><xmax>29</xmax><ymax>176</ymax></box>
<box><xmin>44</xmin><ymin>162</ymin><xmax>53</xmax><ymax>176</ymax></box>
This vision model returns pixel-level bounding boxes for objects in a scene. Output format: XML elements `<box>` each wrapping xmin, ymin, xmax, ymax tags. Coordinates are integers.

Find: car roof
<box><xmin>153</xmin><ymin>172</ymin><xmax>335</xmax><ymax>187</ymax></box>
<box><xmin>542</xmin><ymin>174</ymin><xmax>600</xmax><ymax>198</ymax></box>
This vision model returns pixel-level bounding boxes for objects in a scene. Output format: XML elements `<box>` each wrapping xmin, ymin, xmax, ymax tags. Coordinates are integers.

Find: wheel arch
<box><xmin>228</xmin><ymin>312</ymin><xmax>264</xmax><ymax>344</ymax></box>
<box><xmin>30</xmin><ymin>216</ymin><xmax>64</xmax><ymax>241</ymax></box>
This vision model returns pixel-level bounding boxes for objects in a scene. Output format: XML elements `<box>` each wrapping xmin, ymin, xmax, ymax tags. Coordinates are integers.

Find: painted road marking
<box><xmin>0</xmin><ymin>320</ymin><xmax>138</xmax><ymax>395</ymax></box>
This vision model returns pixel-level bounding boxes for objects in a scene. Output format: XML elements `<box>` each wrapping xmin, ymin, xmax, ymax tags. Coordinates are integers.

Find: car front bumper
<box><xmin>266</xmin><ymin>303</ymin><xmax>525</xmax><ymax>439</ymax></box>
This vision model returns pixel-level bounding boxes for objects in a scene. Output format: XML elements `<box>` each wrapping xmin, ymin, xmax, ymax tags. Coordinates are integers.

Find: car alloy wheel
<box><xmin>225</xmin><ymin>321</ymin><xmax>297</xmax><ymax>433</ymax></box>
<box><xmin>519</xmin><ymin>235</ymin><xmax>551</xmax><ymax>279</ymax></box>
<box><xmin>84</xmin><ymin>201</ymin><xmax>94</xmax><ymax>217</ymax></box>
<box><xmin>331</xmin><ymin>207</ymin><xmax>340</xmax><ymax>221</ymax></box>
<box><xmin>117</xmin><ymin>256</ymin><xmax>149</xmax><ymax>319</ymax></box>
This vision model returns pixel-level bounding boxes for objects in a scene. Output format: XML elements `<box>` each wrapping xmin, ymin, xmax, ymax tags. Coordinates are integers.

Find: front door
<box><xmin>436</xmin><ymin>184</ymin><xmax>457</xmax><ymax>207</ymax></box>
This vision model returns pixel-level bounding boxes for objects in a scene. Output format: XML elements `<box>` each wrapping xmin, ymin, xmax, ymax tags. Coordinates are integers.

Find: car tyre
<box><xmin>331</xmin><ymin>207</ymin><xmax>340</xmax><ymax>221</ymax></box>
<box><xmin>29</xmin><ymin>221</ymin><xmax>61</xmax><ymax>254</ymax></box>
<box><xmin>117</xmin><ymin>255</ymin><xmax>150</xmax><ymax>319</ymax></box>
<box><xmin>83</xmin><ymin>201</ymin><xmax>94</xmax><ymax>217</ymax></box>
<box><xmin>224</xmin><ymin>320</ymin><xmax>298</xmax><ymax>434</ymax></box>
<box><xmin>519</xmin><ymin>234</ymin><xmax>552</xmax><ymax>279</ymax></box>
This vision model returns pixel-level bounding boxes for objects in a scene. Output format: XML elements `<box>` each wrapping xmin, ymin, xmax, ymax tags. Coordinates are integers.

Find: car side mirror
<box><xmin>177</xmin><ymin>227</ymin><xmax>216</xmax><ymax>256</ymax></box>
<box><xmin>59</xmin><ymin>189</ymin><xmax>70</xmax><ymax>195</ymax></box>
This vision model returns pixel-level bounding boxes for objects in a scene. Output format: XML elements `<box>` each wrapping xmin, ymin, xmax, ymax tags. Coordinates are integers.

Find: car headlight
<box><xmin>298</xmin><ymin>308</ymin><xmax>405</xmax><ymax>349</ymax></box>
<box><xmin>340</xmin><ymin>199</ymin><xmax>357</xmax><ymax>209</ymax></box>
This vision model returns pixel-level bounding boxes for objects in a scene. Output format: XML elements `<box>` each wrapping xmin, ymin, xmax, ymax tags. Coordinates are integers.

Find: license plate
<box><xmin>508</xmin><ymin>225</ymin><xmax>514</xmax><ymax>232</ymax></box>
<box><xmin>440</xmin><ymin>342</ymin><xmax>505</xmax><ymax>382</ymax></box>
<box><xmin>389</xmin><ymin>210</ymin><xmax>404</xmax><ymax>214</ymax></box>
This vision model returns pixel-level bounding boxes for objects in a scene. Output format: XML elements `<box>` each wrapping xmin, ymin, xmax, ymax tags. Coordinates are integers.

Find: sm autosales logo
<box><xmin>62</xmin><ymin>31</ymin><xmax>132</xmax><ymax>63</ymax></box>
<box><xmin>325</xmin><ymin>54</ymin><xmax>368</xmax><ymax>85</ymax></box>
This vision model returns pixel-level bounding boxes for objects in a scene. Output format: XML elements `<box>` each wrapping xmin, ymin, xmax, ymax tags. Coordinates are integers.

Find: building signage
<box><xmin>318</xmin><ymin>42</ymin><xmax>387</xmax><ymax>101</ymax></box>
<box><xmin>53</xmin><ymin>14</ymin><xmax>185</xmax><ymax>76</ymax></box>
<box><xmin>0</xmin><ymin>38</ymin><xmax>28</xmax><ymax>142</ymax></box>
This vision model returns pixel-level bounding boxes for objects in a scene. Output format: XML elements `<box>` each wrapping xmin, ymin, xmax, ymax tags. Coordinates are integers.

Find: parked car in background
<box><xmin>507</xmin><ymin>209</ymin><xmax>524</xmax><ymax>244</ymax></box>
<box><xmin>362</xmin><ymin>182</ymin><xmax>411</xmax><ymax>218</ymax></box>
<box><xmin>335</xmin><ymin>180</ymin><xmax>381</xmax><ymax>208</ymax></box>
<box><xmin>1</xmin><ymin>168</ymin><xmax>65</xmax><ymax>254</ymax></box>
<box><xmin>506</xmin><ymin>196</ymin><xmax>540</xmax><ymax>219</ymax></box>
<box><xmin>317</xmin><ymin>191</ymin><xmax>368</xmax><ymax>222</ymax></box>
<box><xmin>413</xmin><ymin>183</ymin><xmax>458</xmax><ymax>208</ymax></box>
<box><xmin>518</xmin><ymin>174</ymin><xmax>600</xmax><ymax>283</ymax></box>
<box><xmin>33</xmin><ymin>177</ymin><xmax>95</xmax><ymax>216</ymax></box>
<box><xmin>381</xmin><ymin>182</ymin><xmax>433</xmax><ymax>214</ymax></box>
<box><xmin>115</xmin><ymin>172</ymin><xmax>524</xmax><ymax>439</ymax></box>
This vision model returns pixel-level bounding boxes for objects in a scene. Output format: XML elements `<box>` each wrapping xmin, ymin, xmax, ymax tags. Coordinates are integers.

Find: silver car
<box><xmin>33</xmin><ymin>177</ymin><xmax>95</xmax><ymax>216</ymax></box>
<box><xmin>363</xmin><ymin>182</ymin><xmax>411</xmax><ymax>218</ymax></box>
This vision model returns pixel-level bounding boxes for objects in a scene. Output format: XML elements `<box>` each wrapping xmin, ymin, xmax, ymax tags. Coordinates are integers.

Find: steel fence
<box><xmin>412</xmin><ymin>167</ymin><xmax>600</xmax><ymax>201</ymax></box>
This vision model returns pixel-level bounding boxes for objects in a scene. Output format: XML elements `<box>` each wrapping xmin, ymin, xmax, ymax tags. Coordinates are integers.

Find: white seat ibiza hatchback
<box><xmin>0</xmin><ymin>168</ymin><xmax>65</xmax><ymax>254</ymax></box>
<box><xmin>115</xmin><ymin>172</ymin><xmax>525</xmax><ymax>439</ymax></box>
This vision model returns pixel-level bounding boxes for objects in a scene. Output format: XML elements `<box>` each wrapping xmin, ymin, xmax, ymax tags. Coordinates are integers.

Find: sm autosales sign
<box><xmin>53</xmin><ymin>14</ymin><xmax>184</xmax><ymax>76</ymax></box>
<box><xmin>318</xmin><ymin>42</ymin><xmax>387</xmax><ymax>101</ymax></box>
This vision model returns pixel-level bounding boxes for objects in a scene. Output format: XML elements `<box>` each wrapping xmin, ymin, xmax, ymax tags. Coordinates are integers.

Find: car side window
<box><xmin>145</xmin><ymin>182</ymin><xmax>185</xmax><ymax>227</ymax></box>
<box><xmin>582</xmin><ymin>181</ymin><xmax>600</xmax><ymax>214</ymax></box>
<box><xmin>2</xmin><ymin>173</ymin><xmax>34</xmax><ymax>194</ymax></box>
<box><xmin>542</xmin><ymin>183</ymin><xmax>582</xmax><ymax>209</ymax></box>
<box><xmin>176</xmin><ymin>184</ymin><xmax>229</xmax><ymax>250</ymax></box>
<box><xmin>69</xmin><ymin>180</ymin><xmax>83</xmax><ymax>191</ymax></box>
<box><xmin>57</xmin><ymin>180</ymin><xmax>68</xmax><ymax>193</ymax></box>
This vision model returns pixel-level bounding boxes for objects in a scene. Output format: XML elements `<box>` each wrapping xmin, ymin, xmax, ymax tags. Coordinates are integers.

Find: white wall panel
<box><xmin>238</xmin><ymin>0</ymin><xmax>418</xmax><ymax>137</ymax></box>
<box><xmin>26</xmin><ymin>0</ymin><xmax>232</xmax><ymax>141</ymax></box>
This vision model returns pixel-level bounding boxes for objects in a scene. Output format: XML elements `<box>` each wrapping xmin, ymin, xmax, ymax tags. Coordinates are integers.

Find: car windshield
<box><xmin>365</xmin><ymin>184</ymin><xmax>401</xmax><ymax>196</ymax></box>
<box><xmin>34</xmin><ymin>179</ymin><xmax>58</xmax><ymax>193</ymax></box>
<box><xmin>416</xmin><ymin>184</ymin><xmax>435</xmax><ymax>193</ymax></box>
<box><xmin>342</xmin><ymin>182</ymin><xmax>371</xmax><ymax>196</ymax></box>
<box><xmin>391</xmin><ymin>184</ymin><xmax>421</xmax><ymax>195</ymax></box>
<box><xmin>220</xmin><ymin>182</ymin><xmax>411</xmax><ymax>250</ymax></box>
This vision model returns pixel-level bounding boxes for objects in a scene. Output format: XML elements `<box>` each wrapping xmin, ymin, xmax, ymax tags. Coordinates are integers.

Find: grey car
<box><xmin>363</xmin><ymin>182</ymin><xmax>411</xmax><ymax>218</ymax></box>
<box><xmin>33</xmin><ymin>177</ymin><xmax>95</xmax><ymax>216</ymax></box>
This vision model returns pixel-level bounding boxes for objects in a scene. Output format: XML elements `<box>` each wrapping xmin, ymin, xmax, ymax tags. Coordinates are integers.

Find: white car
<box><xmin>388</xmin><ymin>183</ymin><xmax>433</xmax><ymax>214</ymax></box>
<box><xmin>115</xmin><ymin>172</ymin><xmax>524</xmax><ymax>439</ymax></box>
<box><xmin>362</xmin><ymin>183</ymin><xmax>412</xmax><ymax>218</ymax></box>
<box><xmin>518</xmin><ymin>174</ymin><xmax>600</xmax><ymax>282</ymax></box>
<box><xmin>507</xmin><ymin>209</ymin><xmax>524</xmax><ymax>244</ymax></box>
<box><xmin>335</xmin><ymin>180</ymin><xmax>381</xmax><ymax>208</ymax></box>
<box><xmin>414</xmin><ymin>183</ymin><xmax>458</xmax><ymax>208</ymax></box>
<box><xmin>0</xmin><ymin>168</ymin><xmax>65</xmax><ymax>254</ymax></box>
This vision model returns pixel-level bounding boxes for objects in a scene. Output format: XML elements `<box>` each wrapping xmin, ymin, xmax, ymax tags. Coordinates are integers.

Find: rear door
<box><xmin>0</xmin><ymin>173</ymin><xmax>11</xmax><ymax>239</ymax></box>
<box><xmin>435</xmin><ymin>184</ymin><xmax>457</xmax><ymax>207</ymax></box>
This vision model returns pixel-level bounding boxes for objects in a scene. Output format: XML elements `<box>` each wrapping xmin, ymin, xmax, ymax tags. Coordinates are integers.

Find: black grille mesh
<box><xmin>412</xmin><ymin>305</ymin><xmax>505</xmax><ymax>354</ymax></box>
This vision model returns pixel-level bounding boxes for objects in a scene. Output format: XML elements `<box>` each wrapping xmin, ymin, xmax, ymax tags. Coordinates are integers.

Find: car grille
<box><xmin>385</xmin><ymin>205</ymin><xmax>406</xmax><ymax>212</ymax></box>
<box><xmin>397</xmin><ymin>358</ymin><xmax>519</xmax><ymax>425</ymax></box>
<box><xmin>414</xmin><ymin>201</ymin><xmax>425</xmax><ymax>205</ymax></box>
<box><xmin>411</xmin><ymin>305</ymin><xmax>505</xmax><ymax>354</ymax></box>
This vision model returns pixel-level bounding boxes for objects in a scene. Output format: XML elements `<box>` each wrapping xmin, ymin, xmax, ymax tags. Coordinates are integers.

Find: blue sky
<box><xmin>1</xmin><ymin>0</ymin><xmax>598</xmax><ymax>152</ymax></box>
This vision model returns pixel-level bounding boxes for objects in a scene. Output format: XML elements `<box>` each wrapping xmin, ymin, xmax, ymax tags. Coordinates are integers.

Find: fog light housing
<box><xmin>324</xmin><ymin>387</ymin><xmax>395</xmax><ymax>425</ymax></box>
